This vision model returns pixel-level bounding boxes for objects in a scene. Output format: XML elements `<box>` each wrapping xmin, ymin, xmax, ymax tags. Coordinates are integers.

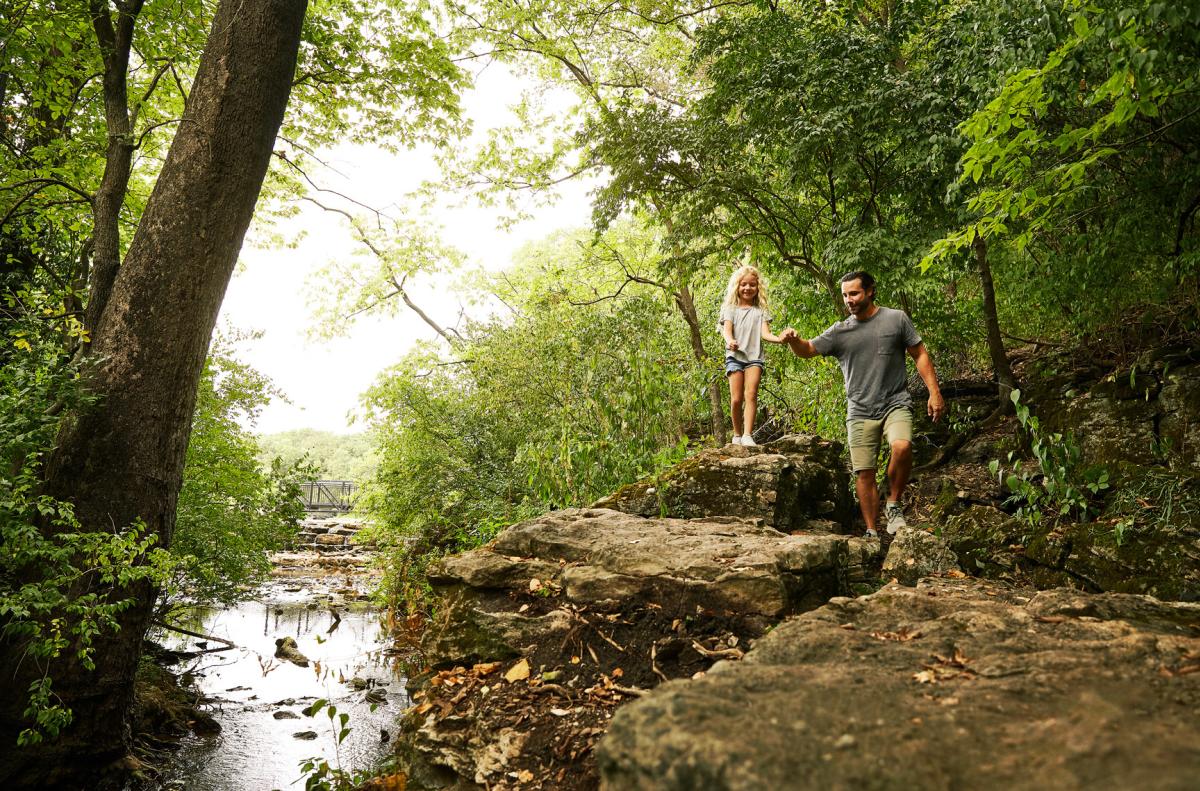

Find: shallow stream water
<box><xmin>157</xmin><ymin>571</ymin><xmax>408</xmax><ymax>790</ymax></box>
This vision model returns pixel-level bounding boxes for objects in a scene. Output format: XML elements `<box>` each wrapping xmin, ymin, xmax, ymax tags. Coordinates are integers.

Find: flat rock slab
<box><xmin>598</xmin><ymin>578</ymin><xmax>1200</xmax><ymax>790</ymax></box>
<box><xmin>424</xmin><ymin>508</ymin><xmax>877</xmax><ymax>665</ymax></box>
<box><xmin>435</xmin><ymin>508</ymin><xmax>860</xmax><ymax>617</ymax></box>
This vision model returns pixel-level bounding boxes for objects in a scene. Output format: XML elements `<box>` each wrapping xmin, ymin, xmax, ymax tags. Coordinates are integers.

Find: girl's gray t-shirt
<box><xmin>719</xmin><ymin>305</ymin><xmax>771</xmax><ymax>363</ymax></box>
<box><xmin>811</xmin><ymin>307</ymin><xmax>922</xmax><ymax>420</ymax></box>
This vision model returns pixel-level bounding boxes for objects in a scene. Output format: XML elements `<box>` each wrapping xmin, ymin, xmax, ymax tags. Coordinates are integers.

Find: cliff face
<box><xmin>392</xmin><ymin>354</ymin><xmax>1200</xmax><ymax>791</ymax></box>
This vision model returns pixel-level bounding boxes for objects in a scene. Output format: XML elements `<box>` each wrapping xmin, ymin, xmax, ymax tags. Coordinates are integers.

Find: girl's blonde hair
<box><xmin>722</xmin><ymin>265</ymin><xmax>770</xmax><ymax>311</ymax></box>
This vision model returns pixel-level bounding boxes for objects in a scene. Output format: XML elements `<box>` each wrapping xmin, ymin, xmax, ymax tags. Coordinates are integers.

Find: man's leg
<box><xmin>856</xmin><ymin>469</ymin><xmax>880</xmax><ymax>533</ymax></box>
<box><xmin>847</xmin><ymin>418</ymin><xmax>883</xmax><ymax>535</ymax></box>
<box><xmin>882</xmin><ymin>408</ymin><xmax>915</xmax><ymax>533</ymax></box>
<box><xmin>886</xmin><ymin>440</ymin><xmax>913</xmax><ymax>504</ymax></box>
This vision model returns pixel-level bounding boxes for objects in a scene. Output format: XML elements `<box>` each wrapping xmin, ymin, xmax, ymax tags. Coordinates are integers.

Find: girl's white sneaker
<box><xmin>731</xmin><ymin>435</ymin><xmax>744</xmax><ymax>445</ymax></box>
<box><xmin>741</xmin><ymin>435</ymin><xmax>757</xmax><ymax>447</ymax></box>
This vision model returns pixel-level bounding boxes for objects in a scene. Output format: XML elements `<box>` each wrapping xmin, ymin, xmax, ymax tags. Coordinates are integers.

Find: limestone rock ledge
<box><xmin>592</xmin><ymin>434</ymin><xmax>855</xmax><ymax>531</ymax></box>
<box><xmin>597</xmin><ymin>578</ymin><xmax>1200</xmax><ymax>790</ymax></box>
<box><xmin>424</xmin><ymin>507</ymin><xmax>875</xmax><ymax>666</ymax></box>
<box><xmin>395</xmin><ymin>435</ymin><xmax>876</xmax><ymax>789</ymax></box>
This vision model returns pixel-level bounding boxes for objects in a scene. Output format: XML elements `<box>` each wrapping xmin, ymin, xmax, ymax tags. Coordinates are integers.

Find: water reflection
<box><xmin>157</xmin><ymin>585</ymin><xmax>407</xmax><ymax>791</ymax></box>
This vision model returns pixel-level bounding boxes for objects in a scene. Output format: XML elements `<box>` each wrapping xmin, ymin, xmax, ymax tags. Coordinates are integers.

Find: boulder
<box><xmin>881</xmin><ymin>526</ymin><xmax>960</xmax><ymax>585</ymax></box>
<box><xmin>422</xmin><ymin>508</ymin><xmax>869</xmax><ymax>666</ymax></box>
<box><xmin>592</xmin><ymin>434</ymin><xmax>854</xmax><ymax>532</ymax></box>
<box><xmin>598</xmin><ymin>579</ymin><xmax>1200</xmax><ymax>790</ymax></box>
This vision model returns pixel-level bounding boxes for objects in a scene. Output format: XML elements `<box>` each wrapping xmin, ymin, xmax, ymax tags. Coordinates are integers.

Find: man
<box><xmin>781</xmin><ymin>271</ymin><xmax>945</xmax><ymax>537</ymax></box>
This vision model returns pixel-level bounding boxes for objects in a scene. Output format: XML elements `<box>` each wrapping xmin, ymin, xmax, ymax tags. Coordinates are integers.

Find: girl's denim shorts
<box><xmin>724</xmin><ymin>357</ymin><xmax>765</xmax><ymax>376</ymax></box>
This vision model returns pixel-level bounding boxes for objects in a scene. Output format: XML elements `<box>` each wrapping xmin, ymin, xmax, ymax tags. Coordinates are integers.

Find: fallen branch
<box><xmin>691</xmin><ymin>640</ymin><xmax>744</xmax><ymax>660</ymax></box>
<box><xmin>152</xmin><ymin>619</ymin><xmax>237</xmax><ymax>651</ymax></box>
<box><xmin>612</xmin><ymin>684</ymin><xmax>648</xmax><ymax>697</ymax></box>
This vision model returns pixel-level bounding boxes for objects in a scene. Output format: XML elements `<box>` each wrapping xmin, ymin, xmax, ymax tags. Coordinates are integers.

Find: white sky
<box><xmin>219</xmin><ymin>68</ymin><xmax>592</xmax><ymax>436</ymax></box>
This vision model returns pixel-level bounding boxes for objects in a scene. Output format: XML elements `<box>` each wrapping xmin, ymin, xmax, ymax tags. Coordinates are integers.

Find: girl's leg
<box><xmin>727</xmin><ymin>370</ymin><xmax>745</xmax><ymax>437</ymax></box>
<box><xmin>742</xmin><ymin>365</ymin><xmax>762</xmax><ymax>437</ymax></box>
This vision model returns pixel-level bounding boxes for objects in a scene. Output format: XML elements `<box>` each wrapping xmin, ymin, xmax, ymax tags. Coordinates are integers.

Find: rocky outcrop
<box><xmin>396</xmin><ymin>436</ymin><xmax>877</xmax><ymax>788</ymax></box>
<box><xmin>423</xmin><ymin>507</ymin><xmax>875</xmax><ymax>667</ymax></box>
<box><xmin>881</xmin><ymin>525</ymin><xmax>960</xmax><ymax>585</ymax></box>
<box><xmin>292</xmin><ymin>516</ymin><xmax>375</xmax><ymax>551</ymax></box>
<box><xmin>1034</xmin><ymin>358</ymin><xmax>1200</xmax><ymax>474</ymax></box>
<box><xmin>598</xmin><ymin>578</ymin><xmax>1200</xmax><ymax>790</ymax></box>
<box><xmin>593</xmin><ymin>434</ymin><xmax>854</xmax><ymax>531</ymax></box>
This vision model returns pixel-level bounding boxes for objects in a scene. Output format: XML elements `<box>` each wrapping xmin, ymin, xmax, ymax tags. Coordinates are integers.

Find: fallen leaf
<box><xmin>505</xmin><ymin>658</ymin><xmax>531</xmax><ymax>683</ymax></box>
<box><xmin>913</xmin><ymin>669</ymin><xmax>938</xmax><ymax>684</ymax></box>
<box><xmin>518</xmin><ymin>769</ymin><xmax>534</xmax><ymax>783</ymax></box>
<box><xmin>611</xmin><ymin>667</ymin><xmax>624</xmax><ymax>678</ymax></box>
<box><xmin>529</xmin><ymin>578</ymin><xmax>543</xmax><ymax>593</ymax></box>
<box><xmin>550</xmin><ymin>707</ymin><xmax>570</xmax><ymax>717</ymax></box>
<box><xmin>474</xmin><ymin>662</ymin><xmax>500</xmax><ymax>676</ymax></box>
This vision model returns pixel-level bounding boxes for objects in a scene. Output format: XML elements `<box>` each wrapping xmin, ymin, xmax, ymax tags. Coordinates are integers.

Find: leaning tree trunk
<box><xmin>0</xmin><ymin>1</ymin><xmax>306</xmax><ymax>786</ymax></box>
<box><xmin>974</xmin><ymin>232</ymin><xmax>1017</xmax><ymax>409</ymax></box>
<box><xmin>673</xmin><ymin>282</ymin><xmax>727</xmax><ymax>444</ymax></box>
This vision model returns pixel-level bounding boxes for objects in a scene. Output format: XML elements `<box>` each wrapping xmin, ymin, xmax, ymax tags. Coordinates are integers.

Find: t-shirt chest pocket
<box><xmin>877</xmin><ymin>330</ymin><xmax>899</xmax><ymax>355</ymax></box>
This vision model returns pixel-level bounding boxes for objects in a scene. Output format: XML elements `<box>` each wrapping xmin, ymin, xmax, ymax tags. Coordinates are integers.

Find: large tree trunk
<box><xmin>0</xmin><ymin>1</ymin><xmax>306</xmax><ymax>786</ymax></box>
<box><xmin>974</xmin><ymin>232</ymin><xmax>1017</xmax><ymax>408</ymax></box>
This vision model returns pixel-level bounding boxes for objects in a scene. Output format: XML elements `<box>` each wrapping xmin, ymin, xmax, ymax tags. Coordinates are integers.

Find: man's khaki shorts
<box><xmin>847</xmin><ymin>407</ymin><xmax>913</xmax><ymax>472</ymax></box>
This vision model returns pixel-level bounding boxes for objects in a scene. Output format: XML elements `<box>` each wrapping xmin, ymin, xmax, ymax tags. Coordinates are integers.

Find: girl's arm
<box><xmin>761</xmin><ymin>319</ymin><xmax>783</xmax><ymax>344</ymax></box>
<box><xmin>722</xmin><ymin>319</ymin><xmax>738</xmax><ymax>351</ymax></box>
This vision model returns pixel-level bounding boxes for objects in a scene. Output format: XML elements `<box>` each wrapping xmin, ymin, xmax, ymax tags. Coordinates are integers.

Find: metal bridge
<box><xmin>299</xmin><ymin>480</ymin><xmax>358</xmax><ymax>515</ymax></box>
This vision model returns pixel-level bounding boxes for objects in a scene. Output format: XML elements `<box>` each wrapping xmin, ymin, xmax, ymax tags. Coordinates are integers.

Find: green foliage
<box><xmin>988</xmin><ymin>390</ymin><xmax>1110</xmax><ymax>526</ymax></box>
<box><xmin>0</xmin><ymin>331</ymin><xmax>170</xmax><ymax>746</ymax></box>
<box><xmin>1101</xmin><ymin>468</ymin><xmax>1200</xmax><ymax>547</ymax></box>
<box><xmin>926</xmin><ymin>0</ymin><xmax>1200</xmax><ymax>330</ymax></box>
<box><xmin>258</xmin><ymin>429</ymin><xmax>379</xmax><ymax>483</ymax></box>
<box><xmin>166</xmin><ymin>338</ymin><xmax>317</xmax><ymax>612</ymax></box>
<box><xmin>355</xmin><ymin>222</ymin><xmax>704</xmax><ymax>608</ymax></box>
<box><xmin>297</xmin><ymin>699</ymin><xmax>381</xmax><ymax>791</ymax></box>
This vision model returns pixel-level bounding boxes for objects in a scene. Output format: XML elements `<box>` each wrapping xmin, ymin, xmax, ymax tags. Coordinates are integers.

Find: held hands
<box><xmin>778</xmin><ymin>328</ymin><xmax>798</xmax><ymax>342</ymax></box>
<box><xmin>927</xmin><ymin>392</ymin><xmax>947</xmax><ymax>423</ymax></box>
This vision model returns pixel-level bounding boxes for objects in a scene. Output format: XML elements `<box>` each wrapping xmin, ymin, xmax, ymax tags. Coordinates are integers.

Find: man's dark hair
<box><xmin>840</xmin><ymin>270</ymin><xmax>876</xmax><ymax>293</ymax></box>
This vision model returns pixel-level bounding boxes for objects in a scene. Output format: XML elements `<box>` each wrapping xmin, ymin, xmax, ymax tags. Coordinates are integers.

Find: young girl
<box><xmin>719</xmin><ymin>265</ymin><xmax>785</xmax><ymax>446</ymax></box>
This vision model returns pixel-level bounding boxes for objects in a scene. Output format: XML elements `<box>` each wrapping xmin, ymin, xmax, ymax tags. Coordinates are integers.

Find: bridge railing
<box><xmin>299</xmin><ymin>480</ymin><xmax>358</xmax><ymax>513</ymax></box>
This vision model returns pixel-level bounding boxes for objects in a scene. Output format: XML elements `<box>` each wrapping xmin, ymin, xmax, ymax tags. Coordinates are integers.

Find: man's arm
<box><xmin>908</xmin><ymin>342</ymin><xmax>946</xmax><ymax>422</ymax></box>
<box><xmin>779</xmin><ymin>328</ymin><xmax>820</xmax><ymax>358</ymax></box>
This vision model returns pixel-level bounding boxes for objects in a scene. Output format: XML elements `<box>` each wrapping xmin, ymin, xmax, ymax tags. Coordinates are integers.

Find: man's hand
<box><xmin>778</xmin><ymin>328</ymin><xmax>797</xmax><ymax>341</ymax></box>
<box><xmin>927</xmin><ymin>392</ymin><xmax>946</xmax><ymax>422</ymax></box>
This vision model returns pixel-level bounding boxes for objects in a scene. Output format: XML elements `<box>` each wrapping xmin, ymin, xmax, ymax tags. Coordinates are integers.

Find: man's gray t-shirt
<box><xmin>719</xmin><ymin>305</ymin><xmax>771</xmax><ymax>363</ymax></box>
<box><xmin>811</xmin><ymin>307</ymin><xmax>921</xmax><ymax>420</ymax></box>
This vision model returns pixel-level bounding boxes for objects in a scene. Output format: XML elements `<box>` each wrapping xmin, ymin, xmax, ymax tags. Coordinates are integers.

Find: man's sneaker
<box><xmin>741</xmin><ymin>435</ymin><xmax>757</xmax><ymax>447</ymax></box>
<box><xmin>885</xmin><ymin>502</ymin><xmax>907</xmax><ymax>535</ymax></box>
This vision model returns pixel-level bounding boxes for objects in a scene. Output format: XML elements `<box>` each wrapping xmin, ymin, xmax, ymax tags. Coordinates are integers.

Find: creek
<box><xmin>156</xmin><ymin>560</ymin><xmax>407</xmax><ymax>790</ymax></box>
